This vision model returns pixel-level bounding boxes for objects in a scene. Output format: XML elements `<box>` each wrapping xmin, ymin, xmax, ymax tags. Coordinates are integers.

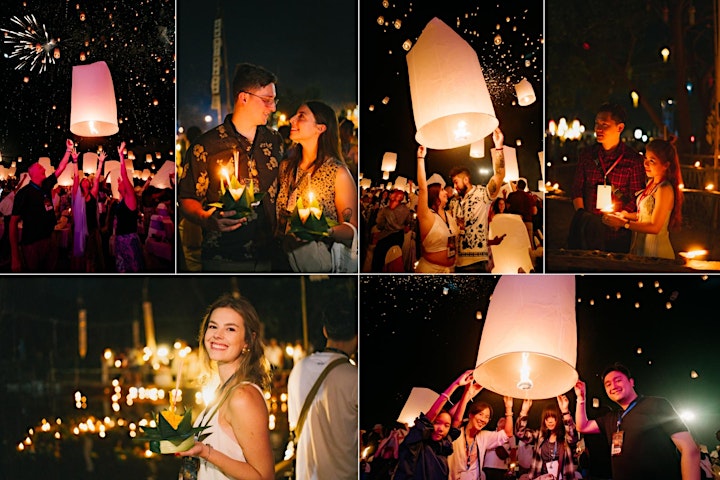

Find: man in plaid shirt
<box><xmin>570</xmin><ymin>103</ymin><xmax>645</xmax><ymax>252</ymax></box>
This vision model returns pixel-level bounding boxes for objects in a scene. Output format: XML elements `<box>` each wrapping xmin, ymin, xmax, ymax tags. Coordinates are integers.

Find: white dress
<box><xmin>194</xmin><ymin>382</ymin><xmax>263</xmax><ymax>480</ymax></box>
<box><xmin>629</xmin><ymin>181</ymin><xmax>674</xmax><ymax>259</ymax></box>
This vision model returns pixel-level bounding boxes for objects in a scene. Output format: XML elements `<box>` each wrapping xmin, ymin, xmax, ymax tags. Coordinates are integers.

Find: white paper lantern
<box><xmin>488</xmin><ymin>213</ymin><xmax>533</xmax><ymax>274</ymax></box>
<box><xmin>149</xmin><ymin>160</ymin><xmax>175</xmax><ymax>189</ymax></box>
<box><xmin>470</xmin><ymin>139</ymin><xmax>485</xmax><ymax>158</ymax></box>
<box><xmin>57</xmin><ymin>163</ymin><xmax>76</xmax><ymax>187</ymax></box>
<box><xmin>381</xmin><ymin>152</ymin><xmax>397</xmax><ymax>172</ymax></box>
<box><xmin>501</xmin><ymin>146</ymin><xmax>519</xmax><ymax>182</ymax></box>
<box><xmin>359</xmin><ymin>178</ymin><xmax>372</xmax><ymax>189</ymax></box>
<box><xmin>38</xmin><ymin>157</ymin><xmax>55</xmax><ymax>175</ymax></box>
<box><xmin>474</xmin><ymin>275</ymin><xmax>578</xmax><ymax>399</ymax></box>
<box><xmin>537</xmin><ymin>151</ymin><xmax>545</xmax><ymax>181</ymax></box>
<box><xmin>141</xmin><ymin>169</ymin><xmax>152</xmax><ymax>181</ymax></box>
<box><xmin>515</xmin><ymin>78</ymin><xmax>536</xmax><ymax>106</ymax></box>
<box><xmin>8</xmin><ymin>165</ymin><xmax>16</xmax><ymax>177</ymax></box>
<box><xmin>382</xmin><ymin>170</ymin><xmax>390</xmax><ymax>180</ymax></box>
<box><xmin>0</xmin><ymin>166</ymin><xmax>7</xmax><ymax>180</ymax></box>
<box><xmin>386</xmin><ymin>182</ymin><xmax>393</xmax><ymax>190</ymax></box>
<box><xmin>407</xmin><ymin>18</ymin><xmax>498</xmax><ymax>150</ymax></box>
<box><xmin>397</xmin><ymin>387</ymin><xmax>439</xmax><ymax>427</ymax></box>
<box><xmin>70</xmin><ymin>61</ymin><xmax>119</xmax><ymax>137</ymax></box>
<box><xmin>82</xmin><ymin>152</ymin><xmax>98</xmax><ymax>175</ymax></box>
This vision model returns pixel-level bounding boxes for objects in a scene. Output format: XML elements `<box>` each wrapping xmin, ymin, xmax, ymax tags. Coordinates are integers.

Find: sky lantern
<box><xmin>473</xmin><ymin>275</ymin><xmax>578</xmax><ymax>399</ymax></box>
<box><xmin>515</xmin><ymin>78</ymin><xmax>536</xmax><ymax>106</ymax></box>
<box><xmin>70</xmin><ymin>61</ymin><xmax>119</xmax><ymax>137</ymax></box>
<box><xmin>381</xmin><ymin>152</ymin><xmax>397</xmax><ymax>172</ymax></box>
<box><xmin>397</xmin><ymin>387</ymin><xmax>439</xmax><ymax>427</ymax></box>
<box><xmin>501</xmin><ymin>145</ymin><xmax>519</xmax><ymax>181</ymax></box>
<box><xmin>82</xmin><ymin>152</ymin><xmax>98</xmax><ymax>175</ymax></box>
<box><xmin>469</xmin><ymin>139</ymin><xmax>485</xmax><ymax>158</ymax></box>
<box><xmin>407</xmin><ymin>17</ymin><xmax>498</xmax><ymax>150</ymax></box>
<box><xmin>488</xmin><ymin>214</ymin><xmax>533</xmax><ymax>273</ymax></box>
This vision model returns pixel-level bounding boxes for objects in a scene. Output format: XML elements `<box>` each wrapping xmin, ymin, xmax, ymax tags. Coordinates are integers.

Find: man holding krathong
<box><xmin>178</xmin><ymin>63</ymin><xmax>284</xmax><ymax>272</ymax></box>
<box><xmin>569</xmin><ymin>103</ymin><xmax>645</xmax><ymax>252</ymax></box>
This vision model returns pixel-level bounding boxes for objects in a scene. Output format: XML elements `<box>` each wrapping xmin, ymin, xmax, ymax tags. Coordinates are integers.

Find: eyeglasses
<box><xmin>241</xmin><ymin>91</ymin><xmax>279</xmax><ymax>106</ymax></box>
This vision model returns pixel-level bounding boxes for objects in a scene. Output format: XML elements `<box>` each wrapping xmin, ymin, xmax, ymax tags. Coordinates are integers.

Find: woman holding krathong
<box><xmin>177</xmin><ymin>294</ymin><xmax>273</xmax><ymax>480</ymax></box>
<box><xmin>602</xmin><ymin>138</ymin><xmax>682</xmax><ymax>259</ymax></box>
<box><xmin>415</xmin><ymin>145</ymin><xmax>458</xmax><ymax>273</ymax></box>
<box><xmin>276</xmin><ymin>101</ymin><xmax>358</xmax><ymax>272</ymax></box>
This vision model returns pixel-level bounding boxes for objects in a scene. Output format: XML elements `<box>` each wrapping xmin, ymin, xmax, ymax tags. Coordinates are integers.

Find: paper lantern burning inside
<box><xmin>381</xmin><ymin>152</ymin><xmax>397</xmax><ymax>172</ymax></box>
<box><xmin>469</xmin><ymin>139</ymin><xmax>485</xmax><ymax>159</ymax></box>
<box><xmin>70</xmin><ymin>61</ymin><xmax>119</xmax><ymax>137</ymax></box>
<box><xmin>473</xmin><ymin>275</ymin><xmax>578</xmax><ymax>399</ymax></box>
<box><xmin>397</xmin><ymin>387</ymin><xmax>439</xmax><ymax>427</ymax></box>
<box><xmin>407</xmin><ymin>18</ymin><xmax>498</xmax><ymax>150</ymax></box>
<box><xmin>515</xmin><ymin>78</ymin><xmax>537</xmax><ymax>106</ymax></box>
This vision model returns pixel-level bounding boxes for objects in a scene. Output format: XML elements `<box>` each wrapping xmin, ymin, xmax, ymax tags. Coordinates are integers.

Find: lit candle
<box><xmin>233</xmin><ymin>150</ymin><xmax>239</xmax><ymax>180</ymax></box>
<box><xmin>308</xmin><ymin>191</ymin><xmax>315</xmax><ymax>204</ymax></box>
<box><xmin>220</xmin><ymin>168</ymin><xmax>229</xmax><ymax>195</ymax></box>
<box><xmin>171</xmin><ymin>356</ymin><xmax>183</xmax><ymax>412</ymax></box>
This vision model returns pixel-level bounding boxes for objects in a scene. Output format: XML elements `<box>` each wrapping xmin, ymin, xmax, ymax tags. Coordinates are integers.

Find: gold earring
<box><xmin>241</xmin><ymin>345</ymin><xmax>250</xmax><ymax>355</ymax></box>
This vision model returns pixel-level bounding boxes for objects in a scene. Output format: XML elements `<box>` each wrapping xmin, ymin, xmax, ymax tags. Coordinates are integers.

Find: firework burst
<box><xmin>2</xmin><ymin>14</ymin><xmax>58</xmax><ymax>74</ymax></box>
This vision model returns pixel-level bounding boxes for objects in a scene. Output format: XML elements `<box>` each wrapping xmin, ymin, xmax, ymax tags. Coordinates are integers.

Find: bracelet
<box><xmin>577</xmin><ymin>399</ymin><xmax>585</xmax><ymax>404</ymax></box>
<box><xmin>204</xmin><ymin>443</ymin><xmax>213</xmax><ymax>462</ymax></box>
<box><xmin>505</xmin><ymin>412</ymin><xmax>513</xmax><ymax>416</ymax></box>
<box><xmin>441</xmin><ymin>392</ymin><xmax>454</xmax><ymax>406</ymax></box>
<box><xmin>417</xmin><ymin>157</ymin><xmax>425</xmax><ymax>160</ymax></box>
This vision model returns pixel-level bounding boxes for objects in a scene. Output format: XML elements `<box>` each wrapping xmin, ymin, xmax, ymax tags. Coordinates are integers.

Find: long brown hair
<box><xmin>197</xmin><ymin>293</ymin><xmax>271</xmax><ymax>390</ymax></box>
<box><xmin>286</xmin><ymin>101</ymin><xmax>342</xmax><ymax>174</ymax></box>
<box><xmin>646</xmin><ymin>139</ymin><xmax>683</xmax><ymax>231</ymax></box>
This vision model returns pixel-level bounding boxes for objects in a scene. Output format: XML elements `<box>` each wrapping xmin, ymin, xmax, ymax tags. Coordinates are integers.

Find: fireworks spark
<box><xmin>2</xmin><ymin>14</ymin><xmax>58</xmax><ymax>73</ymax></box>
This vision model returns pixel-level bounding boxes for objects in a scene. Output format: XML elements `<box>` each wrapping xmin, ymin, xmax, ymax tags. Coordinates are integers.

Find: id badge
<box><xmin>596</xmin><ymin>184</ymin><xmax>613</xmax><ymax>211</ymax></box>
<box><xmin>546</xmin><ymin>460</ymin><xmax>559</xmax><ymax>477</ymax></box>
<box><xmin>447</xmin><ymin>235</ymin><xmax>456</xmax><ymax>258</ymax></box>
<box><xmin>611</xmin><ymin>430</ymin><xmax>624</xmax><ymax>456</ymax></box>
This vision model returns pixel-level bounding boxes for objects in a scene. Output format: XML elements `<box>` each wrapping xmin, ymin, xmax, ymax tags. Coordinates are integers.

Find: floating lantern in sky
<box><xmin>469</xmin><ymin>139</ymin><xmax>485</xmax><ymax>158</ymax></box>
<box><xmin>494</xmin><ymin>34</ymin><xmax>502</xmax><ymax>45</ymax></box>
<box><xmin>690</xmin><ymin>370</ymin><xmax>699</xmax><ymax>379</ymax></box>
<box><xmin>377</xmin><ymin>16</ymin><xmax>384</xmax><ymax>25</ymax></box>
<box><xmin>476</xmin><ymin>311</ymin><xmax>482</xmax><ymax>320</ymax></box>
<box><xmin>515</xmin><ymin>78</ymin><xmax>536</xmax><ymax>106</ymax></box>
<box><xmin>474</xmin><ymin>275</ymin><xmax>578</xmax><ymax>399</ymax></box>
<box><xmin>501</xmin><ymin>145</ymin><xmax>519</xmax><ymax>182</ymax></box>
<box><xmin>592</xmin><ymin>398</ymin><xmax>600</xmax><ymax>408</ymax></box>
<box><xmin>637</xmin><ymin>347</ymin><xmax>642</xmax><ymax>354</ymax></box>
<box><xmin>402</xmin><ymin>40</ymin><xmax>412</xmax><ymax>51</ymax></box>
<box><xmin>70</xmin><ymin>61</ymin><xmax>119</xmax><ymax>137</ymax></box>
<box><xmin>635</xmin><ymin>302</ymin><xmax>640</xmax><ymax>308</ymax></box>
<box><xmin>381</xmin><ymin>152</ymin><xmax>397</xmax><ymax>172</ymax></box>
<box><xmin>382</xmin><ymin>171</ymin><xmax>390</xmax><ymax>180</ymax></box>
<box><xmin>630</xmin><ymin>90</ymin><xmax>639</xmax><ymax>108</ymax></box>
<box><xmin>661</xmin><ymin>47</ymin><xmax>670</xmax><ymax>62</ymax></box>
<box><xmin>82</xmin><ymin>152</ymin><xmax>98</xmax><ymax>175</ymax></box>
<box><xmin>382</xmin><ymin>96</ymin><xmax>390</xmax><ymax>105</ymax></box>
<box><xmin>397</xmin><ymin>387</ymin><xmax>439</xmax><ymax>427</ymax></box>
<box><xmin>407</xmin><ymin>18</ymin><xmax>498</xmax><ymax>150</ymax></box>
<box><xmin>443</xmin><ymin>286</ymin><xmax>449</xmax><ymax>295</ymax></box>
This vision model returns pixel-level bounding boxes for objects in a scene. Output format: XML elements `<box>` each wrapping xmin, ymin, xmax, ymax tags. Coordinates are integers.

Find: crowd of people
<box><xmin>0</xmin><ymin>139</ymin><xmax>175</xmax><ymax>273</ymax></box>
<box><xmin>361</xmin><ymin>129</ymin><xmax>543</xmax><ymax>273</ymax></box>
<box><xmin>177</xmin><ymin>62</ymin><xmax>359</xmax><ymax>273</ymax></box>
<box><xmin>361</xmin><ymin>364</ymin><xmax>712</xmax><ymax>480</ymax></box>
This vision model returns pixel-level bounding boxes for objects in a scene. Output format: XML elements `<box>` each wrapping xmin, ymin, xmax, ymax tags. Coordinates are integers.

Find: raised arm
<box><xmin>117</xmin><ymin>142</ymin><xmax>137</xmax><ymax>211</ymax></box>
<box><xmin>515</xmin><ymin>399</ymin><xmax>534</xmax><ymax>440</ymax></box>
<box><xmin>71</xmin><ymin>148</ymin><xmax>80</xmax><ymax>196</ymax></box>
<box><xmin>503</xmin><ymin>396</ymin><xmax>514</xmax><ymax>437</ymax></box>
<box><xmin>487</xmin><ymin>128</ymin><xmax>506</xmax><ymax>200</ymax></box>
<box><xmin>427</xmin><ymin>369</ymin><xmax>473</xmax><ymax>422</ymax></box>
<box><xmin>574</xmin><ymin>380</ymin><xmax>600</xmax><ymax>434</ymax></box>
<box><xmin>416</xmin><ymin>145</ymin><xmax>434</xmax><ymax>238</ymax></box>
<box><xmin>451</xmin><ymin>377</ymin><xmax>483</xmax><ymax>428</ymax></box>
<box><xmin>55</xmin><ymin>139</ymin><xmax>74</xmax><ymax>179</ymax></box>
<box><xmin>558</xmin><ymin>394</ymin><xmax>579</xmax><ymax>445</ymax></box>
<box><xmin>92</xmin><ymin>150</ymin><xmax>106</xmax><ymax>198</ymax></box>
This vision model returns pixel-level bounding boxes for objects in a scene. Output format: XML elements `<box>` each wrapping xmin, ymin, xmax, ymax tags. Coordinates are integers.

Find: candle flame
<box><xmin>517</xmin><ymin>352</ymin><xmax>533</xmax><ymax>390</ymax></box>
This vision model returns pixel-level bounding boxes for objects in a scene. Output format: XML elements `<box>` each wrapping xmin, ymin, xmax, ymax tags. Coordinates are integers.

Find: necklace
<box><xmin>465</xmin><ymin>430</ymin><xmax>476</xmax><ymax>469</ymax></box>
<box><xmin>324</xmin><ymin>347</ymin><xmax>350</xmax><ymax>358</ymax></box>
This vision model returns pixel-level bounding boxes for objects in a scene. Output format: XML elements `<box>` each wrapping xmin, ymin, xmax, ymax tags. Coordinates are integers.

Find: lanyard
<box><xmin>464</xmin><ymin>428</ymin><xmax>478</xmax><ymax>471</ymax></box>
<box><xmin>616</xmin><ymin>398</ymin><xmax>640</xmax><ymax>431</ymax></box>
<box><xmin>431</xmin><ymin>209</ymin><xmax>450</xmax><ymax>229</ymax></box>
<box><xmin>598</xmin><ymin>152</ymin><xmax>623</xmax><ymax>185</ymax></box>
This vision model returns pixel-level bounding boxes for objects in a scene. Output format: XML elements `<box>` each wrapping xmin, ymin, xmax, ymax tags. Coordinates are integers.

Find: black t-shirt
<box><xmin>596</xmin><ymin>396</ymin><xmax>687</xmax><ymax>480</ymax></box>
<box><xmin>12</xmin><ymin>175</ymin><xmax>58</xmax><ymax>245</ymax></box>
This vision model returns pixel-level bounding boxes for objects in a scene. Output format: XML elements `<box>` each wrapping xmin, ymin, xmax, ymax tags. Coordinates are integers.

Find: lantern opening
<box><xmin>517</xmin><ymin>352</ymin><xmax>533</xmax><ymax>390</ymax></box>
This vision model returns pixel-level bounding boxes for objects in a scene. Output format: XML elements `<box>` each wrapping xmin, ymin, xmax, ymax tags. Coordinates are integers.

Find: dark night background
<box><xmin>0</xmin><ymin>0</ymin><xmax>175</xmax><ymax>171</ymax></box>
<box><xmin>176</xmin><ymin>0</ymin><xmax>358</xmax><ymax>132</ymax></box>
<box><xmin>360</xmin><ymin>0</ymin><xmax>543</xmax><ymax>190</ymax></box>
<box><xmin>360</xmin><ymin>274</ymin><xmax>720</xmax><ymax>448</ymax></box>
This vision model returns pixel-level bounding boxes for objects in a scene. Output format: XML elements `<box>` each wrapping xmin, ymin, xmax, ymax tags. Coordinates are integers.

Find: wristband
<box><xmin>441</xmin><ymin>392</ymin><xmax>454</xmax><ymax>406</ymax></box>
<box><xmin>576</xmin><ymin>399</ymin><xmax>585</xmax><ymax>404</ymax></box>
<box><xmin>505</xmin><ymin>412</ymin><xmax>513</xmax><ymax>416</ymax></box>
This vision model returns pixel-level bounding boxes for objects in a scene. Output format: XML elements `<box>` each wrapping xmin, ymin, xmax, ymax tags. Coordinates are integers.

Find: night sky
<box><xmin>0</xmin><ymin>0</ymin><xmax>175</xmax><ymax>170</ymax></box>
<box><xmin>360</xmin><ymin>0</ymin><xmax>543</xmax><ymax>189</ymax></box>
<box><xmin>176</xmin><ymin>0</ymin><xmax>358</xmax><ymax>132</ymax></box>
<box><xmin>0</xmin><ymin>275</ymin><xmax>358</xmax><ymax>371</ymax></box>
<box><xmin>360</xmin><ymin>274</ymin><xmax>720</xmax><ymax>448</ymax></box>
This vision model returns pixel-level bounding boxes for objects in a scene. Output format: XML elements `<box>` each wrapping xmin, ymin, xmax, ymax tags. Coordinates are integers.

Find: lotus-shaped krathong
<box><xmin>288</xmin><ymin>196</ymin><xmax>338</xmax><ymax>241</ymax></box>
<box><xmin>139</xmin><ymin>408</ymin><xmax>208</xmax><ymax>454</ymax></box>
<box><xmin>209</xmin><ymin>171</ymin><xmax>265</xmax><ymax>220</ymax></box>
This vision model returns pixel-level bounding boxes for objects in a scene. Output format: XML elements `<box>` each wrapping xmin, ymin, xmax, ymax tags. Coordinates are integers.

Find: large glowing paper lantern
<box><xmin>39</xmin><ymin>157</ymin><xmax>55</xmax><ymax>175</ymax></box>
<box><xmin>57</xmin><ymin>163</ymin><xmax>76</xmax><ymax>187</ymax></box>
<box><xmin>149</xmin><ymin>160</ymin><xmax>175</xmax><ymax>189</ymax></box>
<box><xmin>407</xmin><ymin>18</ymin><xmax>498</xmax><ymax>150</ymax></box>
<box><xmin>474</xmin><ymin>275</ymin><xmax>578</xmax><ymax>399</ymax></box>
<box><xmin>515</xmin><ymin>78</ymin><xmax>536</xmax><ymax>106</ymax></box>
<box><xmin>70</xmin><ymin>61</ymin><xmax>119</xmax><ymax>137</ymax></box>
<box><xmin>501</xmin><ymin>146</ymin><xmax>519</xmax><ymax>182</ymax></box>
<box><xmin>488</xmin><ymin>213</ymin><xmax>533</xmax><ymax>274</ymax></box>
<box><xmin>394</xmin><ymin>176</ymin><xmax>408</xmax><ymax>191</ymax></box>
<box><xmin>470</xmin><ymin>139</ymin><xmax>485</xmax><ymax>158</ymax></box>
<box><xmin>359</xmin><ymin>178</ymin><xmax>372</xmax><ymax>189</ymax></box>
<box><xmin>82</xmin><ymin>152</ymin><xmax>98</xmax><ymax>175</ymax></box>
<box><xmin>397</xmin><ymin>387</ymin><xmax>439</xmax><ymax>427</ymax></box>
<box><xmin>381</xmin><ymin>152</ymin><xmax>397</xmax><ymax>172</ymax></box>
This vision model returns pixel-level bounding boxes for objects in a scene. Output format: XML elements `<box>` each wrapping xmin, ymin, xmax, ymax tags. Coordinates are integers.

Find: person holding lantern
<box><xmin>601</xmin><ymin>138</ymin><xmax>682</xmax><ymax>259</ymax></box>
<box><xmin>447</xmin><ymin>376</ymin><xmax>515</xmax><ymax>480</ymax></box>
<box><xmin>109</xmin><ymin>142</ymin><xmax>144</xmax><ymax>272</ymax></box>
<box><xmin>513</xmin><ymin>396</ymin><xmax>579</xmax><ymax>480</ymax></box>
<box><xmin>275</xmin><ymin>100</ymin><xmax>358</xmax><ymax>272</ymax></box>
<box><xmin>178</xmin><ymin>63</ymin><xmax>284</xmax><ymax>272</ymax></box>
<box><xmin>415</xmin><ymin>145</ymin><xmax>459</xmax><ymax>273</ymax></box>
<box><xmin>177</xmin><ymin>294</ymin><xmax>274</xmax><ymax>480</ymax></box>
<box><xmin>71</xmin><ymin>147</ymin><xmax>106</xmax><ymax>272</ymax></box>
<box><xmin>569</xmin><ymin>103</ymin><xmax>645</xmax><ymax>253</ymax></box>
<box><xmin>449</xmin><ymin>128</ymin><xmax>508</xmax><ymax>273</ymax></box>
<box><xmin>10</xmin><ymin>139</ymin><xmax>73</xmax><ymax>272</ymax></box>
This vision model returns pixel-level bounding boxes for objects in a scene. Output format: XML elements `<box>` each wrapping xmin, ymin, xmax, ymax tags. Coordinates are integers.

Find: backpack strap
<box><xmin>293</xmin><ymin>356</ymin><xmax>350</xmax><ymax>442</ymax></box>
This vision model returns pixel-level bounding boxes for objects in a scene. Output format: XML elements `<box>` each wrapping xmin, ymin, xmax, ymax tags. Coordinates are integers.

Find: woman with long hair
<box><xmin>515</xmin><ymin>396</ymin><xmax>578</xmax><ymax>480</ymax></box>
<box><xmin>415</xmin><ymin>145</ymin><xmax>458</xmax><ymax>273</ymax></box>
<box><xmin>71</xmin><ymin>147</ymin><xmax>106</xmax><ymax>272</ymax></box>
<box><xmin>447</xmin><ymin>377</ymin><xmax>515</xmax><ymax>480</ymax></box>
<box><xmin>110</xmin><ymin>142</ymin><xmax>144</xmax><ymax>272</ymax></box>
<box><xmin>276</xmin><ymin>101</ymin><xmax>358</xmax><ymax>272</ymax></box>
<box><xmin>602</xmin><ymin>138</ymin><xmax>682</xmax><ymax>259</ymax></box>
<box><xmin>178</xmin><ymin>294</ymin><xmax>273</xmax><ymax>480</ymax></box>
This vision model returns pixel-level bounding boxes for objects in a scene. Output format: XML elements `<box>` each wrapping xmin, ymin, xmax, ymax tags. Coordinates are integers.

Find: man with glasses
<box><xmin>179</xmin><ymin>63</ymin><xmax>285</xmax><ymax>271</ymax></box>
